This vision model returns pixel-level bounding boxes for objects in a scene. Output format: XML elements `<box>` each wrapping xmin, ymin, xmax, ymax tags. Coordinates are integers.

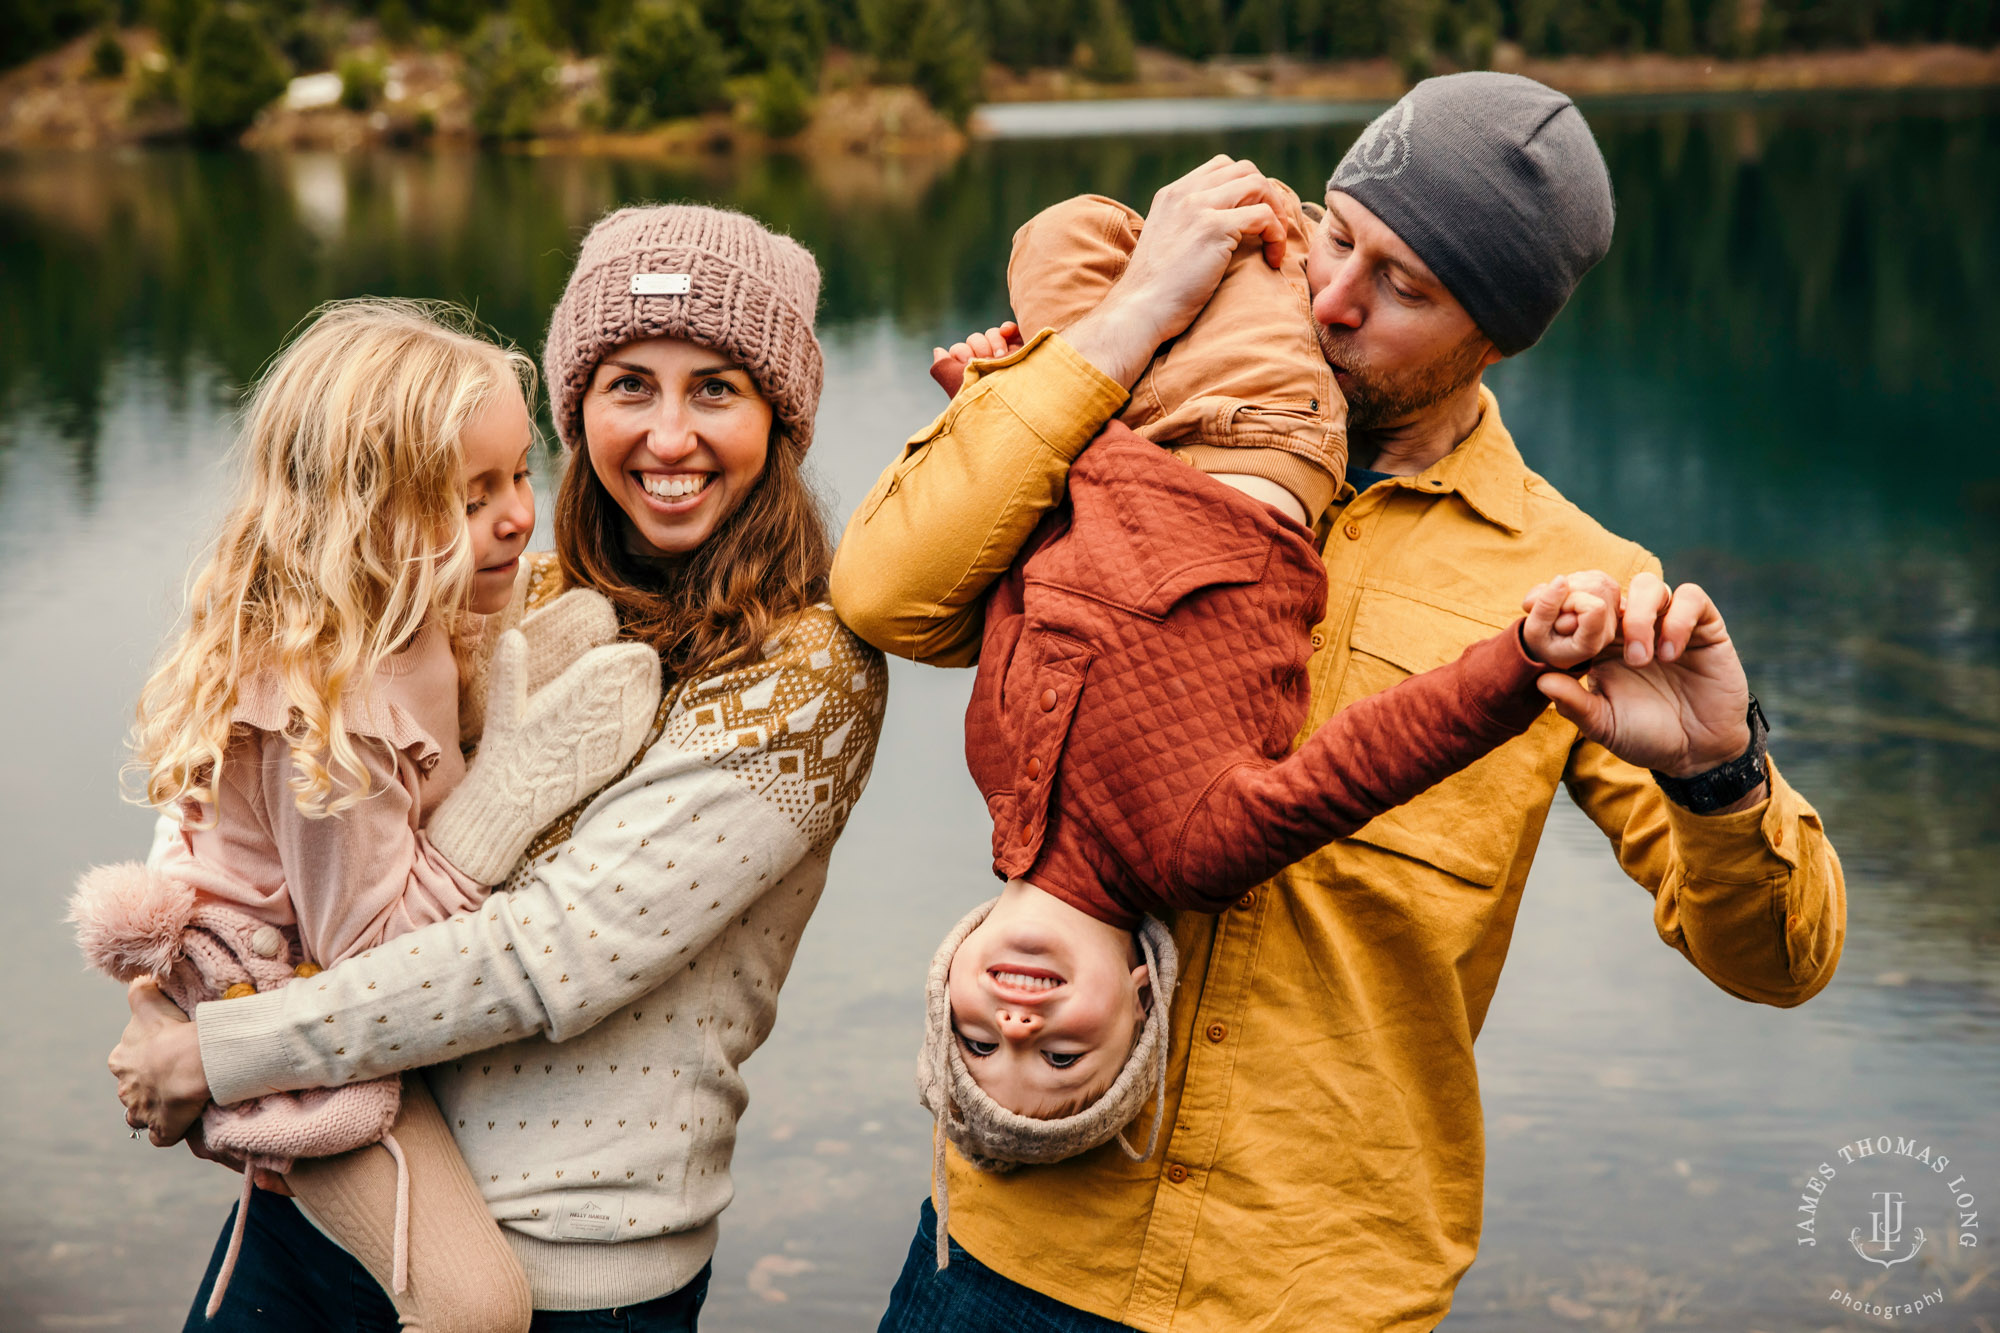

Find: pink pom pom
<box><xmin>68</xmin><ymin>862</ymin><xmax>195</xmax><ymax>981</ymax></box>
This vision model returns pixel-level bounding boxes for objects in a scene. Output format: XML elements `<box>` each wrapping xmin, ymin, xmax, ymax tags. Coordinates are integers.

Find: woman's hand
<box><xmin>1065</xmin><ymin>156</ymin><xmax>1291</xmax><ymax>389</ymax></box>
<box><xmin>929</xmin><ymin>321</ymin><xmax>1023</xmax><ymax>398</ymax></box>
<box><xmin>110</xmin><ymin>977</ymin><xmax>210</xmax><ymax>1147</ymax></box>
<box><xmin>185</xmin><ymin>1121</ymin><xmax>292</xmax><ymax>1194</ymax></box>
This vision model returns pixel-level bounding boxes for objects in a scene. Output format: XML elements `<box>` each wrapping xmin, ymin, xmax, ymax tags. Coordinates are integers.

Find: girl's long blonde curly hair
<box><xmin>133</xmin><ymin>298</ymin><xmax>535</xmax><ymax>821</ymax></box>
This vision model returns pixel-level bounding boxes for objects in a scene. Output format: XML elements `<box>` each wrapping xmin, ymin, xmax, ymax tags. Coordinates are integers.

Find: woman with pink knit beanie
<box><xmin>111</xmin><ymin>204</ymin><xmax>889</xmax><ymax>1330</ymax></box>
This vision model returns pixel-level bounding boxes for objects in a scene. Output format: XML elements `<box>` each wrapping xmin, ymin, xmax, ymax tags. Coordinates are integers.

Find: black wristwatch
<box><xmin>1651</xmin><ymin>695</ymin><xmax>1770</xmax><ymax>814</ymax></box>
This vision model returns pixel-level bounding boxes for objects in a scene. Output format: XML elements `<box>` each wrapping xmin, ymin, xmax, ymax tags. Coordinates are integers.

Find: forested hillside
<box><xmin>4</xmin><ymin>0</ymin><xmax>1996</xmax><ymax>143</ymax></box>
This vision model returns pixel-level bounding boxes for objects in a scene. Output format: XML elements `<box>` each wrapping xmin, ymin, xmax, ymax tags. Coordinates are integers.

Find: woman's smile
<box><xmin>636</xmin><ymin>470</ymin><xmax>717</xmax><ymax>507</ymax></box>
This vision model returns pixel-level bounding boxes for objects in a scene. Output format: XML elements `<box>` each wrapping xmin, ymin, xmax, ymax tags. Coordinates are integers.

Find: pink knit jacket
<box><xmin>72</xmin><ymin>622</ymin><xmax>487</xmax><ymax>1311</ymax></box>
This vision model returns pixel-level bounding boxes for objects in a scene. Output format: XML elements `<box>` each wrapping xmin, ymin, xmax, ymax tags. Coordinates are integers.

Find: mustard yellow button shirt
<box><xmin>830</xmin><ymin>331</ymin><xmax>1845</xmax><ymax>1333</ymax></box>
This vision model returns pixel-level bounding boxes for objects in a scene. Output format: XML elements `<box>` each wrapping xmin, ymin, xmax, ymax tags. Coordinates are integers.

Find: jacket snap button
<box><xmin>1236</xmin><ymin>891</ymin><xmax>1255</xmax><ymax>910</ymax></box>
<box><xmin>1206</xmin><ymin>1023</ymin><xmax>1227</xmax><ymax>1043</ymax></box>
<box><xmin>1039</xmin><ymin>688</ymin><xmax>1058</xmax><ymax>712</ymax></box>
<box><xmin>1025</xmin><ymin>756</ymin><xmax>1043</xmax><ymax>779</ymax></box>
<box><xmin>1344</xmin><ymin>522</ymin><xmax>1362</xmax><ymax>540</ymax></box>
<box><xmin>1166</xmin><ymin>1164</ymin><xmax>1189</xmax><ymax>1184</ymax></box>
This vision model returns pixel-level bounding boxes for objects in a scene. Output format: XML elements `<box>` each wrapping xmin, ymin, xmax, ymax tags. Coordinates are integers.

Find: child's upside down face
<box><xmin>947</xmin><ymin>879</ymin><xmax>1151</xmax><ymax>1119</ymax></box>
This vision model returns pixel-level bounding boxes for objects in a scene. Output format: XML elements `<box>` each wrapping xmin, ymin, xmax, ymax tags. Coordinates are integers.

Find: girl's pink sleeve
<box><xmin>260</xmin><ymin>731</ymin><xmax>488</xmax><ymax>967</ymax></box>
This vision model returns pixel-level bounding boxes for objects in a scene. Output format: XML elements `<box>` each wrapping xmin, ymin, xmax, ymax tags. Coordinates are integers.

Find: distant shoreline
<box><xmin>5</xmin><ymin>34</ymin><xmax>1997</xmax><ymax>156</ymax></box>
<box><xmin>976</xmin><ymin>43</ymin><xmax>2000</xmax><ymax>118</ymax></box>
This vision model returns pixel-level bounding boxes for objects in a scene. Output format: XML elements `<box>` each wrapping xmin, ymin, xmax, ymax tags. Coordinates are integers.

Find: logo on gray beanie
<box><xmin>1333</xmin><ymin>100</ymin><xmax>1415</xmax><ymax>187</ymax></box>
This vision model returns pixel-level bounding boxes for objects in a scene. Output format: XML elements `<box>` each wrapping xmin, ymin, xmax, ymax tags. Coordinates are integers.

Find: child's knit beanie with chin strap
<box><xmin>543</xmin><ymin>203</ymin><xmax>825</xmax><ymax>454</ymax></box>
<box><xmin>916</xmin><ymin>897</ymin><xmax>1180</xmax><ymax>1269</ymax></box>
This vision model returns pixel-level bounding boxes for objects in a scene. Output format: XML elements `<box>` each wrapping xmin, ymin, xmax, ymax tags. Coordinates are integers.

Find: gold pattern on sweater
<box><xmin>509</xmin><ymin>553</ymin><xmax>885</xmax><ymax>876</ymax></box>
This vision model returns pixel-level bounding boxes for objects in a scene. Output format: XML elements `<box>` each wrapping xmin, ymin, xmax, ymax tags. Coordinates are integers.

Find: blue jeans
<box><xmin>186</xmin><ymin>1192</ymin><xmax>710</xmax><ymax>1331</ymax></box>
<box><xmin>878</xmin><ymin>1198</ymin><xmax>1133</xmax><ymax>1332</ymax></box>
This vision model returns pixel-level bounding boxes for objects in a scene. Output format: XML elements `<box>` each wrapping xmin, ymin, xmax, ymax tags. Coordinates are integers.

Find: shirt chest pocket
<box><xmin>1330</xmin><ymin>588</ymin><xmax>1572</xmax><ymax>888</ymax></box>
<box><xmin>989</xmin><ymin>631</ymin><xmax>1093</xmax><ymax>877</ymax></box>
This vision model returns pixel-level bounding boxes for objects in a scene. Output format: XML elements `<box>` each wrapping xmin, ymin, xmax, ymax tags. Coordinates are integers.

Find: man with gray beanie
<box><xmin>835</xmin><ymin>72</ymin><xmax>1844</xmax><ymax>1332</ymax></box>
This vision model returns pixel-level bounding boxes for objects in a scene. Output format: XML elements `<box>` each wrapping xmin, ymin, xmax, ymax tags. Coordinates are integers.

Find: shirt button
<box><xmin>1025</xmin><ymin>756</ymin><xmax>1043</xmax><ymax>779</ymax></box>
<box><xmin>1206</xmin><ymin>1022</ymin><xmax>1227</xmax><ymax>1043</ymax></box>
<box><xmin>1309</xmin><ymin>632</ymin><xmax>1325</xmax><ymax>650</ymax></box>
<box><xmin>1236</xmin><ymin>891</ymin><xmax>1255</xmax><ymax>910</ymax></box>
<box><xmin>1166</xmin><ymin>1164</ymin><xmax>1189</xmax><ymax>1184</ymax></box>
<box><xmin>1039</xmin><ymin>688</ymin><xmax>1058</xmax><ymax>712</ymax></box>
<box><xmin>1344</xmin><ymin>522</ymin><xmax>1362</xmax><ymax>540</ymax></box>
<box><xmin>1786</xmin><ymin>914</ymin><xmax>1801</xmax><ymax>931</ymax></box>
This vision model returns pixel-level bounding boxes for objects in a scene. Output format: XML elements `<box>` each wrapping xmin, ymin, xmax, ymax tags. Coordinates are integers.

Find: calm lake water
<box><xmin>3</xmin><ymin>91</ymin><xmax>1998</xmax><ymax>1331</ymax></box>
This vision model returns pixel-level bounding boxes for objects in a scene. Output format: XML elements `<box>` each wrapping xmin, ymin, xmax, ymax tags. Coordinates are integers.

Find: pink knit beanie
<box><xmin>544</xmin><ymin>204</ymin><xmax>825</xmax><ymax>453</ymax></box>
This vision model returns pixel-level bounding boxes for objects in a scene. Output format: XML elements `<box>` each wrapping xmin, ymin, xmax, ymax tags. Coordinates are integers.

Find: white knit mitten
<box><xmin>429</xmin><ymin>629</ymin><xmax>662</xmax><ymax>885</ymax></box>
<box><xmin>461</xmin><ymin>584</ymin><xmax>621</xmax><ymax>743</ymax></box>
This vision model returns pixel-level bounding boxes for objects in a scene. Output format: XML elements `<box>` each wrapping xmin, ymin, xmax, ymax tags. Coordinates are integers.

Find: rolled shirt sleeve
<box><xmin>1565</xmin><ymin>741</ymin><xmax>1845</xmax><ymax>1006</ymax></box>
<box><xmin>828</xmin><ymin>330</ymin><xmax>1128</xmax><ymax>666</ymax></box>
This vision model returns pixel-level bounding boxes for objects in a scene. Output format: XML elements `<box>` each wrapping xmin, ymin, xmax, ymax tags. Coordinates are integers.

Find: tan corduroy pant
<box><xmin>286</xmin><ymin>1074</ymin><xmax>532</xmax><ymax>1332</ymax></box>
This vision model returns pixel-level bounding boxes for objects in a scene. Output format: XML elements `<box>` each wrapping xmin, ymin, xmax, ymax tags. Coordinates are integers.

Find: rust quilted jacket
<box><xmin>965</xmin><ymin>423</ymin><xmax>1554</xmax><ymax>927</ymax></box>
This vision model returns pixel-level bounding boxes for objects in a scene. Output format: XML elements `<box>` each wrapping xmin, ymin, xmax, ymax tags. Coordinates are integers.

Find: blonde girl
<box><xmin>77</xmin><ymin>299</ymin><xmax>658</xmax><ymax>1331</ymax></box>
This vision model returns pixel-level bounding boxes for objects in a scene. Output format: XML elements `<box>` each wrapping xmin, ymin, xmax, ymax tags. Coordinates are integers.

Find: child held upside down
<box><xmin>912</xmin><ymin>186</ymin><xmax>1626</xmax><ymax>1265</ymax></box>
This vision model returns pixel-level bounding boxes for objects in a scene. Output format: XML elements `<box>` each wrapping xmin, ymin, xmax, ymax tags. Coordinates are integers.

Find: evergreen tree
<box><xmin>1081</xmin><ymin>0</ymin><xmax>1136</xmax><ymax>79</ymax></box>
<box><xmin>1661</xmin><ymin>0</ymin><xmax>1697</xmax><ymax>52</ymax></box>
<box><xmin>463</xmin><ymin>15</ymin><xmax>556</xmax><ymax>138</ymax></box>
<box><xmin>1155</xmin><ymin>0</ymin><xmax>1227</xmax><ymax>57</ymax></box>
<box><xmin>858</xmin><ymin>0</ymin><xmax>984</xmax><ymax>125</ymax></box>
<box><xmin>741</xmin><ymin>0</ymin><xmax>828</xmax><ymax>77</ymax></box>
<box><xmin>749</xmin><ymin>59</ymin><xmax>814</xmax><ymax>135</ymax></box>
<box><xmin>603</xmin><ymin>0</ymin><xmax>728</xmax><ymax>126</ymax></box>
<box><xmin>182</xmin><ymin>3</ymin><xmax>287</xmax><ymax>139</ymax></box>
<box><xmin>149</xmin><ymin>0</ymin><xmax>208</xmax><ymax>59</ymax></box>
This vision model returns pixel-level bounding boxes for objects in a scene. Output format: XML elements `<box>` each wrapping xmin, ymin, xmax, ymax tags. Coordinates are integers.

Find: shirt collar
<box><xmin>1357</xmin><ymin>384</ymin><xmax>1529</xmax><ymax>534</ymax></box>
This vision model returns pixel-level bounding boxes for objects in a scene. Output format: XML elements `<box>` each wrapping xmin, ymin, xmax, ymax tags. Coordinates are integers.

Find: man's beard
<box><xmin>1317</xmin><ymin>324</ymin><xmax>1490</xmax><ymax>432</ymax></box>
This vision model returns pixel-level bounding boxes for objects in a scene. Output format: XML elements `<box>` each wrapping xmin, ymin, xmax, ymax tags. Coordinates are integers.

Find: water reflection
<box><xmin>2</xmin><ymin>91</ymin><xmax>1996</xmax><ymax>1329</ymax></box>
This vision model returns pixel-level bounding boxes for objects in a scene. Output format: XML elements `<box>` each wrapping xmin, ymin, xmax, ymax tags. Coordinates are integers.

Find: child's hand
<box><xmin>1521</xmin><ymin>570</ymin><xmax>1622</xmax><ymax>670</ymax></box>
<box><xmin>929</xmin><ymin>321</ymin><xmax>1023</xmax><ymax>398</ymax></box>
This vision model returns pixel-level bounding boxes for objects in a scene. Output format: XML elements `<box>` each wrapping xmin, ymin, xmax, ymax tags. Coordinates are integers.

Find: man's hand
<box><xmin>1521</xmin><ymin>570</ymin><xmax>1621</xmax><ymax>670</ymax></box>
<box><xmin>1533</xmin><ymin>574</ymin><xmax>1764</xmax><ymax>803</ymax></box>
<box><xmin>1064</xmin><ymin>156</ymin><xmax>1291</xmax><ymax>390</ymax></box>
<box><xmin>930</xmin><ymin>321</ymin><xmax>1023</xmax><ymax>399</ymax></box>
<box><xmin>109</xmin><ymin>976</ymin><xmax>210</xmax><ymax>1147</ymax></box>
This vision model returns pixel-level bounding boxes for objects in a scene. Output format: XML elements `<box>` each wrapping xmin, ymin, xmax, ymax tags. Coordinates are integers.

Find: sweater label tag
<box><xmin>631</xmin><ymin>274</ymin><xmax>692</xmax><ymax>296</ymax></box>
<box><xmin>552</xmin><ymin>1195</ymin><xmax>619</xmax><ymax>1241</ymax></box>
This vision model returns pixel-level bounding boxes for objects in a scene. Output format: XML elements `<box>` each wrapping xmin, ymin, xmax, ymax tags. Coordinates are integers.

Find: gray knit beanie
<box><xmin>543</xmin><ymin>203</ymin><xmax>824</xmax><ymax>452</ymax></box>
<box><xmin>917</xmin><ymin>897</ymin><xmax>1179</xmax><ymax>1268</ymax></box>
<box><xmin>1327</xmin><ymin>72</ymin><xmax>1614</xmax><ymax>355</ymax></box>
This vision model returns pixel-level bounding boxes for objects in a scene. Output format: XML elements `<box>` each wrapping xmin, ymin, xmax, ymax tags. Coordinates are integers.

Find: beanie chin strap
<box><xmin>932</xmin><ymin>1105</ymin><xmax>953</xmax><ymax>1270</ymax></box>
<box><xmin>1113</xmin><ymin>923</ymin><xmax>1169</xmax><ymax>1164</ymax></box>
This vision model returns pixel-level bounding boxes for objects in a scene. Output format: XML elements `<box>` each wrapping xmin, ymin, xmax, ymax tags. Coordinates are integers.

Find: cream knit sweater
<box><xmin>194</xmin><ymin>563</ymin><xmax>888</xmax><ymax>1309</ymax></box>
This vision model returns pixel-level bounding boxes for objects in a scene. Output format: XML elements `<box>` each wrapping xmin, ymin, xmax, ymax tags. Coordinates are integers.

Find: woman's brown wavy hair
<box><xmin>553</xmin><ymin>422</ymin><xmax>831</xmax><ymax>682</ymax></box>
